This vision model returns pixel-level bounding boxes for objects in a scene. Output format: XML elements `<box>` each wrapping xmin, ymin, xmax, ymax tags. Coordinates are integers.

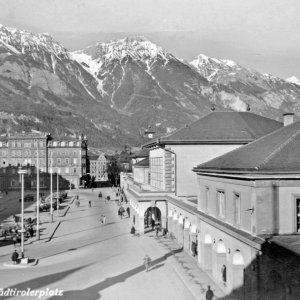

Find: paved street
<box><xmin>0</xmin><ymin>188</ymin><xmax>224</xmax><ymax>300</ymax></box>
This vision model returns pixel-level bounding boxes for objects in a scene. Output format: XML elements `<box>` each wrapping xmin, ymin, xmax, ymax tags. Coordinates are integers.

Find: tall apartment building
<box><xmin>89</xmin><ymin>153</ymin><xmax>108</xmax><ymax>182</ymax></box>
<box><xmin>0</xmin><ymin>132</ymin><xmax>88</xmax><ymax>188</ymax></box>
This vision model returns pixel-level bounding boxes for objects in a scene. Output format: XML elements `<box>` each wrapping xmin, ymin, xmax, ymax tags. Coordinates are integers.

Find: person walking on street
<box><xmin>89</xmin><ymin>200</ymin><xmax>91</xmax><ymax>208</ymax></box>
<box><xmin>13</xmin><ymin>234</ymin><xmax>17</xmax><ymax>247</ymax></box>
<box><xmin>102</xmin><ymin>215</ymin><xmax>106</xmax><ymax>224</ymax></box>
<box><xmin>143</xmin><ymin>254</ymin><xmax>151</xmax><ymax>272</ymax></box>
<box><xmin>29</xmin><ymin>226</ymin><xmax>34</xmax><ymax>238</ymax></box>
<box><xmin>11</xmin><ymin>250</ymin><xmax>19</xmax><ymax>264</ymax></box>
<box><xmin>126</xmin><ymin>207</ymin><xmax>130</xmax><ymax>218</ymax></box>
<box><xmin>155</xmin><ymin>226</ymin><xmax>160</xmax><ymax>237</ymax></box>
<box><xmin>206</xmin><ymin>285</ymin><xmax>214</xmax><ymax>300</ymax></box>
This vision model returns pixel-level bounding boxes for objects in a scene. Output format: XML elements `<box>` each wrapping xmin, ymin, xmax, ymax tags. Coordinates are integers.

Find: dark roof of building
<box><xmin>89</xmin><ymin>155</ymin><xmax>99</xmax><ymax>161</ymax></box>
<box><xmin>130</xmin><ymin>148</ymin><xmax>149</xmax><ymax>158</ymax></box>
<box><xmin>194</xmin><ymin>120</ymin><xmax>300</xmax><ymax>174</ymax></box>
<box><xmin>134</xmin><ymin>157</ymin><xmax>149</xmax><ymax>167</ymax></box>
<box><xmin>144</xmin><ymin>112</ymin><xmax>282</xmax><ymax>147</ymax></box>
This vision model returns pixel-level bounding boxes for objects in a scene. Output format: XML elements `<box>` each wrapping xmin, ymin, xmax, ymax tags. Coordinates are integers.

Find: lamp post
<box><xmin>56</xmin><ymin>168</ymin><xmax>60</xmax><ymax>221</ymax></box>
<box><xmin>36</xmin><ymin>143</ymin><xmax>40</xmax><ymax>240</ymax></box>
<box><xmin>18</xmin><ymin>168</ymin><xmax>27</xmax><ymax>258</ymax></box>
<box><xmin>50</xmin><ymin>151</ymin><xmax>53</xmax><ymax>223</ymax></box>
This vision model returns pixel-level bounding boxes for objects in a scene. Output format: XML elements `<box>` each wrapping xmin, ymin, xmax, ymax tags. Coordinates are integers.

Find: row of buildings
<box><xmin>121</xmin><ymin>111</ymin><xmax>300</xmax><ymax>299</ymax></box>
<box><xmin>0</xmin><ymin>132</ymin><xmax>89</xmax><ymax>189</ymax></box>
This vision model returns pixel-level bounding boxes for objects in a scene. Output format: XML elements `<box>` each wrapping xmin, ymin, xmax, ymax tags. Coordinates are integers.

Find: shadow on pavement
<box><xmin>1</xmin><ymin>265</ymin><xmax>90</xmax><ymax>300</ymax></box>
<box><xmin>47</xmin><ymin>247</ymin><xmax>183</xmax><ymax>299</ymax></box>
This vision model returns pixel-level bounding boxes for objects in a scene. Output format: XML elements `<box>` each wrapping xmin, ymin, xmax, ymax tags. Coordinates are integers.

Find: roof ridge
<box><xmin>257</xmin><ymin>127</ymin><xmax>300</xmax><ymax>169</ymax></box>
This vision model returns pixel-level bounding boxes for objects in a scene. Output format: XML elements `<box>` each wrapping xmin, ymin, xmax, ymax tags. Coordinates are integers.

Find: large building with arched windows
<box><xmin>120</xmin><ymin>111</ymin><xmax>300</xmax><ymax>298</ymax></box>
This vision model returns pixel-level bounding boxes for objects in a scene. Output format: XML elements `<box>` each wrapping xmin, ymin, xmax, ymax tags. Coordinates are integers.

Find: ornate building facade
<box><xmin>0</xmin><ymin>132</ymin><xmax>88</xmax><ymax>189</ymax></box>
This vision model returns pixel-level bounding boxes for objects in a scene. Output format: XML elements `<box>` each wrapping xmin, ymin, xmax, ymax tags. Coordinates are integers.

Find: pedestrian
<box><xmin>155</xmin><ymin>226</ymin><xmax>159</xmax><ymax>237</ymax></box>
<box><xmin>143</xmin><ymin>254</ymin><xmax>151</xmax><ymax>272</ymax></box>
<box><xmin>206</xmin><ymin>285</ymin><xmax>214</xmax><ymax>300</ymax></box>
<box><xmin>29</xmin><ymin>226</ymin><xmax>34</xmax><ymax>238</ymax></box>
<box><xmin>76</xmin><ymin>195</ymin><xmax>79</xmax><ymax>200</ymax></box>
<box><xmin>221</xmin><ymin>264</ymin><xmax>227</xmax><ymax>284</ymax></box>
<box><xmin>11</xmin><ymin>250</ymin><xmax>19</xmax><ymax>264</ymax></box>
<box><xmin>99</xmin><ymin>192</ymin><xmax>102</xmax><ymax>198</ymax></box>
<box><xmin>151</xmin><ymin>219</ymin><xmax>155</xmax><ymax>230</ymax></box>
<box><xmin>130</xmin><ymin>226</ymin><xmax>136</xmax><ymax>236</ymax></box>
<box><xmin>89</xmin><ymin>200</ymin><xmax>91</xmax><ymax>207</ymax></box>
<box><xmin>102</xmin><ymin>215</ymin><xmax>106</xmax><ymax>224</ymax></box>
<box><xmin>12</xmin><ymin>235</ymin><xmax>17</xmax><ymax>247</ymax></box>
<box><xmin>120</xmin><ymin>206</ymin><xmax>125</xmax><ymax>218</ymax></box>
<box><xmin>126</xmin><ymin>207</ymin><xmax>130</xmax><ymax>218</ymax></box>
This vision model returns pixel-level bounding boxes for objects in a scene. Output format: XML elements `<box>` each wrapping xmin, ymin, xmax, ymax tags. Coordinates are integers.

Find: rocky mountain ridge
<box><xmin>0</xmin><ymin>24</ymin><xmax>300</xmax><ymax>149</ymax></box>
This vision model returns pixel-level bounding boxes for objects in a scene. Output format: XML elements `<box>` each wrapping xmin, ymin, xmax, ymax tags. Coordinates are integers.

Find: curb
<box><xmin>62</xmin><ymin>206</ymin><xmax>70</xmax><ymax>217</ymax></box>
<box><xmin>46</xmin><ymin>221</ymin><xmax>61</xmax><ymax>242</ymax></box>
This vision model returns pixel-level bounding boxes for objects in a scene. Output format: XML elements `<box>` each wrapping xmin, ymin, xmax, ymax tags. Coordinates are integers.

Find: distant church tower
<box><xmin>144</xmin><ymin>126</ymin><xmax>155</xmax><ymax>139</ymax></box>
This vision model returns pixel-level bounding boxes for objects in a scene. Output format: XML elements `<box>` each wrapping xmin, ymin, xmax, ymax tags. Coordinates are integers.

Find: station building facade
<box><xmin>193</xmin><ymin>117</ymin><xmax>300</xmax><ymax>298</ymax></box>
<box><xmin>121</xmin><ymin>111</ymin><xmax>283</xmax><ymax>258</ymax></box>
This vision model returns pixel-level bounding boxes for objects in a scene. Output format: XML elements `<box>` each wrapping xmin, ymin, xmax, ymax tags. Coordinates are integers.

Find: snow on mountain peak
<box><xmin>73</xmin><ymin>36</ymin><xmax>172</xmax><ymax>64</ymax></box>
<box><xmin>286</xmin><ymin>76</ymin><xmax>300</xmax><ymax>86</ymax></box>
<box><xmin>0</xmin><ymin>24</ymin><xmax>69</xmax><ymax>59</ymax></box>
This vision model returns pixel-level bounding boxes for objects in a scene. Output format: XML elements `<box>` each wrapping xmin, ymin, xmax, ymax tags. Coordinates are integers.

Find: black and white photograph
<box><xmin>0</xmin><ymin>0</ymin><xmax>300</xmax><ymax>299</ymax></box>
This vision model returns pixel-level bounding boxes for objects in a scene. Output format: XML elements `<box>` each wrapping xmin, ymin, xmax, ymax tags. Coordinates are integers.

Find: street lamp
<box><xmin>18</xmin><ymin>168</ymin><xmax>27</xmax><ymax>258</ymax></box>
<box><xmin>36</xmin><ymin>143</ymin><xmax>40</xmax><ymax>240</ymax></box>
<box><xmin>50</xmin><ymin>151</ymin><xmax>53</xmax><ymax>223</ymax></box>
<box><xmin>56</xmin><ymin>168</ymin><xmax>60</xmax><ymax>221</ymax></box>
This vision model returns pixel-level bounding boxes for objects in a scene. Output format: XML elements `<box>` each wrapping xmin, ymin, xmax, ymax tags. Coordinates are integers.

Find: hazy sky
<box><xmin>0</xmin><ymin>0</ymin><xmax>299</xmax><ymax>78</ymax></box>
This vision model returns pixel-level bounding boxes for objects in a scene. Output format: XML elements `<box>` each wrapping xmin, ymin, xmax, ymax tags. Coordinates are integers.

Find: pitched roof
<box><xmin>89</xmin><ymin>155</ymin><xmax>99</xmax><ymax>161</ymax></box>
<box><xmin>130</xmin><ymin>148</ymin><xmax>149</xmax><ymax>158</ymax></box>
<box><xmin>134</xmin><ymin>157</ymin><xmax>149</xmax><ymax>167</ymax></box>
<box><xmin>194</xmin><ymin>120</ymin><xmax>300</xmax><ymax>174</ymax></box>
<box><xmin>145</xmin><ymin>112</ymin><xmax>282</xmax><ymax>146</ymax></box>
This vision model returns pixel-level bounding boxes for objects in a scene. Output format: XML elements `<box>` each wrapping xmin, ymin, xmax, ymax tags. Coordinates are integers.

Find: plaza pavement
<box><xmin>0</xmin><ymin>187</ymin><xmax>225</xmax><ymax>299</ymax></box>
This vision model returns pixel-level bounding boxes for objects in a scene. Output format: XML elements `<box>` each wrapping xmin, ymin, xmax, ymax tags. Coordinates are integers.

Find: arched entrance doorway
<box><xmin>144</xmin><ymin>207</ymin><xmax>161</xmax><ymax>230</ymax></box>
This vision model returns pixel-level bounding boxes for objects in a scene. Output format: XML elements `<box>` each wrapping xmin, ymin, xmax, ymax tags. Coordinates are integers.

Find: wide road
<box><xmin>0</xmin><ymin>188</ymin><xmax>196</xmax><ymax>300</ymax></box>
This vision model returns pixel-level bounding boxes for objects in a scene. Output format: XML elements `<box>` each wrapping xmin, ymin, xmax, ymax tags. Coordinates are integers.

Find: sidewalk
<box><xmin>145</xmin><ymin>231</ymin><xmax>226</xmax><ymax>299</ymax></box>
<box><xmin>0</xmin><ymin>193</ymin><xmax>75</xmax><ymax>267</ymax></box>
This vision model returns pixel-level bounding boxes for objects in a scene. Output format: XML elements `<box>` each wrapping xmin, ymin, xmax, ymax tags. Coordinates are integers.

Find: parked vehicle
<box><xmin>39</xmin><ymin>201</ymin><xmax>57</xmax><ymax>212</ymax></box>
<box><xmin>45</xmin><ymin>193</ymin><xmax>63</xmax><ymax>203</ymax></box>
<box><xmin>19</xmin><ymin>194</ymin><xmax>34</xmax><ymax>202</ymax></box>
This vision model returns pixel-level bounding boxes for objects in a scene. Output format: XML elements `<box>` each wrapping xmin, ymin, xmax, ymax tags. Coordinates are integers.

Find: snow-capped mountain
<box><xmin>191</xmin><ymin>54</ymin><xmax>300</xmax><ymax>115</ymax></box>
<box><xmin>1</xmin><ymin>24</ymin><xmax>300</xmax><ymax>149</ymax></box>
<box><xmin>286</xmin><ymin>76</ymin><xmax>300</xmax><ymax>86</ymax></box>
<box><xmin>0</xmin><ymin>24</ymin><xmax>140</xmax><ymax>148</ymax></box>
<box><xmin>71</xmin><ymin>36</ymin><xmax>213</xmax><ymax>128</ymax></box>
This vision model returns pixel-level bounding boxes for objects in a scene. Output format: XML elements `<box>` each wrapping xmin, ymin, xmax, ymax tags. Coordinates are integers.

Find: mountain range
<box><xmin>0</xmin><ymin>24</ymin><xmax>300</xmax><ymax>149</ymax></box>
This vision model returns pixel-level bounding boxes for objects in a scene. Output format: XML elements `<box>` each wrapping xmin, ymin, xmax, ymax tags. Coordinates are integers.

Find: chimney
<box><xmin>283</xmin><ymin>113</ymin><xmax>294</xmax><ymax>126</ymax></box>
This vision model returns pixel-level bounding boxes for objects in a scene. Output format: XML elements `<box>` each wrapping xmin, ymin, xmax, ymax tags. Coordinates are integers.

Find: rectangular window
<box><xmin>66</xmin><ymin>158</ymin><xmax>69</xmax><ymax>165</ymax></box>
<box><xmin>74</xmin><ymin>168</ymin><xmax>76</xmax><ymax>174</ymax></box>
<box><xmin>217</xmin><ymin>191</ymin><xmax>225</xmax><ymax>218</ymax></box>
<box><xmin>73</xmin><ymin>158</ymin><xmax>77</xmax><ymax>164</ymax></box>
<box><xmin>205</xmin><ymin>187</ymin><xmax>210</xmax><ymax>212</ymax></box>
<box><xmin>150</xmin><ymin>157</ymin><xmax>163</xmax><ymax>189</ymax></box>
<box><xmin>57</xmin><ymin>158</ymin><xmax>61</xmax><ymax>165</ymax></box>
<box><xmin>234</xmin><ymin>193</ymin><xmax>241</xmax><ymax>225</ymax></box>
